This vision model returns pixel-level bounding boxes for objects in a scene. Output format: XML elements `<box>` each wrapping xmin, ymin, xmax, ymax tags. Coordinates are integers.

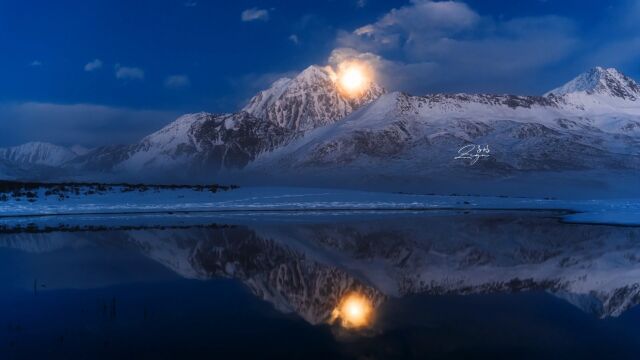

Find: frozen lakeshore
<box><xmin>0</xmin><ymin>185</ymin><xmax>637</xmax><ymax>226</ymax></box>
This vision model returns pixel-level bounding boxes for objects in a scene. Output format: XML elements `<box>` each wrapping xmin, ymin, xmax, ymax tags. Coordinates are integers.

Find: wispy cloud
<box><xmin>115</xmin><ymin>64</ymin><xmax>144</xmax><ymax>80</ymax></box>
<box><xmin>288</xmin><ymin>34</ymin><xmax>299</xmax><ymax>44</ymax></box>
<box><xmin>84</xmin><ymin>59</ymin><xmax>103</xmax><ymax>72</ymax></box>
<box><xmin>164</xmin><ymin>75</ymin><xmax>190</xmax><ymax>89</ymax></box>
<box><xmin>29</xmin><ymin>60</ymin><xmax>43</xmax><ymax>67</ymax></box>
<box><xmin>184</xmin><ymin>0</ymin><xmax>197</xmax><ymax>7</ymax></box>
<box><xmin>335</xmin><ymin>0</ymin><xmax>579</xmax><ymax>94</ymax></box>
<box><xmin>0</xmin><ymin>102</ymin><xmax>177</xmax><ymax>147</ymax></box>
<box><xmin>241</xmin><ymin>8</ymin><xmax>269</xmax><ymax>22</ymax></box>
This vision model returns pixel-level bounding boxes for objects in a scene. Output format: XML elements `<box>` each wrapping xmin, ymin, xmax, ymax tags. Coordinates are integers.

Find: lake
<box><xmin>1</xmin><ymin>210</ymin><xmax>639</xmax><ymax>359</ymax></box>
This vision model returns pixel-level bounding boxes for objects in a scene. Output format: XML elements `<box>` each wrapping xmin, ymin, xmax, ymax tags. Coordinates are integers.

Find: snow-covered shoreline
<box><xmin>0</xmin><ymin>186</ymin><xmax>637</xmax><ymax>226</ymax></box>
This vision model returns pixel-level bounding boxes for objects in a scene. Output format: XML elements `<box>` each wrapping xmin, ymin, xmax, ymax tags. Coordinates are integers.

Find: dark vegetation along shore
<box><xmin>0</xmin><ymin>222</ymin><xmax>235</xmax><ymax>234</ymax></box>
<box><xmin>0</xmin><ymin>180</ymin><xmax>239</xmax><ymax>202</ymax></box>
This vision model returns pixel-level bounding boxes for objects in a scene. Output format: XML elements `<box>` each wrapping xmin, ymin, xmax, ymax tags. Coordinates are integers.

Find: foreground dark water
<box><xmin>1</xmin><ymin>210</ymin><xmax>640</xmax><ymax>359</ymax></box>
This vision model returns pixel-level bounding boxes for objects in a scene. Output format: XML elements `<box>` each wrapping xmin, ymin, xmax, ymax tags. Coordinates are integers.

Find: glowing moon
<box><xmin>335</xmin><ymin>61</ymin><xmax>373</xmax><ymax>97</ymax></box>
<box><xmin>331</xmin><ymin>292</ymin><xmax>374</xmax><ymax>329</ymax></box>
<box><xmin>340</xmin><ymin>67</ymin><xmax>366</xmax><ymax>93</ymax></box>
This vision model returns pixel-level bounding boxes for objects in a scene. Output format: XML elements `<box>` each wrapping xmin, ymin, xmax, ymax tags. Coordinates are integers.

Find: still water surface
<box><xmin>1</xmin><ymin>210</ymin><xmax>639</xmax><ymax>359</ymax></box>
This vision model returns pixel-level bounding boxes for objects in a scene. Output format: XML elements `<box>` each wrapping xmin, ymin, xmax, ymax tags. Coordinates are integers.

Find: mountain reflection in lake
<box><xmin>1</xmin><ymin>210</ymin><xmax>640</xmax><ymax>359</ymax></box>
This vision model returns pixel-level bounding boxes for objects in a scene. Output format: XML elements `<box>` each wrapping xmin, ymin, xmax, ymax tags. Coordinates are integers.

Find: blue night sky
<box><xmin>0</xmin><ymin>0</ymin><xmax>639</xmax><ymax>147</ymax></box>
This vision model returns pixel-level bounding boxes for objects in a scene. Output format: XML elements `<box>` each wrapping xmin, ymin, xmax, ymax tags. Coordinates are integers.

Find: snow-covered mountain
<box><xmin>547</xmin><ymin>66</ymin><xmax>640</xmax><ymax>116</ymax></box>
<box><xmin>65</xmin><ymin>65</ymin><xmax>385</xmax><ymax>180</ymax></box>
<box><xmin>5</xmin><ymin>65</ymin><xmax>640</xmax><ymax>195</ymax></box>
<box><xmin>0</xmin><ymin>142</ymin><xmax>85</xmax><ymax>179</ymax></box>
<box><xmin>243</xmin><ymin>65</ymin><xmax>385</xmax><ymax>132</ymax></box>
<box><xmin>113</xmin><ymin>111</ymin><xmax>304</xmax><ymax>176</ymax></box>
<box><xmin>0</xmin><ymin>142</ymin><xmax>78</xmax><ymax>167</ymax></box>
<box><xmin>242</xmin><ymin>67</ymin><xmax>640</xmax><ymax>193</ymax></box>
<box><xmin>117</xmin><ymin>66</ymin><xmax>640</xmax><ymax>190</ymax></box>
<box><xmin>68</xmin><ymin>112</ymin><xmax>296</xmax><ymax>178</ymax></box>
<box><xmin>546</xmin><ymin>66</ymin><xmax>640</xmax><ymax>101</ymax></box>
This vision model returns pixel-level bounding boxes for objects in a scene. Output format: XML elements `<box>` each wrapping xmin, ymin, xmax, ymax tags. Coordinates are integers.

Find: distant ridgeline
<box><xmin>1</xmin><ymin>66</ymin><xmax>639</xmax><ymax>197</ymax></box>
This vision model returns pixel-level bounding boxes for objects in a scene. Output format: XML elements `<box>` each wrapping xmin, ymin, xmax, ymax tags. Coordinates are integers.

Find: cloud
<box><xmin>288</xmin><ymin>34</ymin><xmax>299</xmax><ymax>44</ymax></box>
<box><xmin>346</xmin><ymin>0</ymin><xmax>479</xmax><ymax>51</ymax></box>
<box><xmin>0</xmin><ymin>102</ymin><xmax>178</xmax><ymax>147</ymax></box>
<box><xmin>164</xmin><ymin>75</ymin><xmax>190</xmax><ymax>89</ymax></box>
<box><xmin>184</xmin><ymin>0</ymin><xmax>197</xmax><ymax>7</ymax></box>
<box><xmin>29</xmin><ymin>60</ymin><xmax>43</xmax><ymax>67</ymax></box>
<box><xmin>335</xmin><ymin>0</ymin><xmax>579</xmax><ymax>95</ymax></box>
<box><xmin>327</xmin><ymin>47</ymin><xmax>397</xmax><ymax>88</ymax></box>
<box><xmin>328</xmin><ymin>48</ymin><xmax>385</xmax><ymax>70</ymax></box>
<box><xmin>241</xmin><ymin>8</ymin><xmax>269</xmax><ymax>22</ymax></box>
<box><xmin>84</xmin><ymin>59</ymin><xmax>103</xmax><ymax>72</ymax></box>
<box><xmin>356</xmin><ymin>0</ymin><xmax>367</xmax><ymax>8</ymax></box>
<box><xmin>115</xmin><ymin>64</ymin><xmax>144</xmax><ymax>80</ymax></box>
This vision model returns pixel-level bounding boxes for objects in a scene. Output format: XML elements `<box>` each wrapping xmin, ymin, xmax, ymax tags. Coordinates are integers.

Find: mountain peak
<box><xmin>298</xmin><ymin>65</ymin><xmax>331</xmax><ymax>78</ymax></box>
<box><xmin>243</xmin><ymin>65</ymin><xmax>385</xmax><ymax>132</ymax></box>
<box><xmin>545</xmin><ymin>66</ymin><xmax>640</xmax><ymax>100</ymax></box>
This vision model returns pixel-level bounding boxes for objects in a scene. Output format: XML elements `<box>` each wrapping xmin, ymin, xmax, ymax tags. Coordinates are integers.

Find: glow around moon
<box><xmin>331</xmin><ymin>292</ymin><xmax>374</xmax><ymax>329</ymax></box>
<box><xmin>332</xmin><ymin>61</ymin><xmax>374</xmax><ymax>98</ymax></box>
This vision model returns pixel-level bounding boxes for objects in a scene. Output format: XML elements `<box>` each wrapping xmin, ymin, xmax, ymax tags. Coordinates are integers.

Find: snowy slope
<box><xmin>547</xmin><ymin>67</ymin><xmax>640</xmax><ymax>116</ymax></box>
<box><xmin>0</xmin><ymin>142</ymin><xmax>77</xmax><ymax>167</ymax></box>
<box><xmin>546</xmin><ymin>67</ymin><xmax>640</xmax><ymax>100</ymax></box>
<box><xmin>243</xmin><ymin>65</ymin><xmax>385</xmax><ymax>132</ymax></box>
<box><xmin>242</xmin><ymin>78</ymin><xmax>293</xmax><ymax>119</ymax></box>
<box><xmin>108</xmin><ymin>111</ymin><xmax>295</xmax><ymax>177</ymax></box>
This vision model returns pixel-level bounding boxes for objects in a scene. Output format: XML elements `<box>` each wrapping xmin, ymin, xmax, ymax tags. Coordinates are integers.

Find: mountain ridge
<box><xmin>0</xmin><ymin>141</ymin><xmax>81</xmax><ymax>169</ymax></box>
<box><xmin>2</xmin><ymin>66</ymin><xmax>639</xmax><ymax>196</ymax></box>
